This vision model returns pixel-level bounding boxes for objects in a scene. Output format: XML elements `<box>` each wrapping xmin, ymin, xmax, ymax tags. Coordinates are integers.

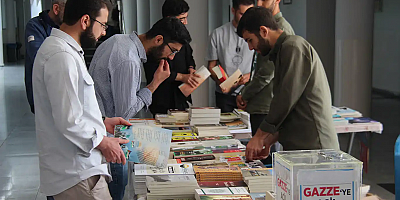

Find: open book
<box><xmin>212</xmin><ymin>66</ymin><xmax>243</xmax><ymax>93</ymax></box>
<box><xmin>179</xmin><ymin>66</ymin><xmax>211</xmax><ymax>97</ymax></box>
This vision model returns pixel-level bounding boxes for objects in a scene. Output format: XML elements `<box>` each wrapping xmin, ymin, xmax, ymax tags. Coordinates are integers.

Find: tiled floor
<box><xmin>0</xmin><ymin>63</ymin><xmax>398</xmax><ymax>199</ymax></box>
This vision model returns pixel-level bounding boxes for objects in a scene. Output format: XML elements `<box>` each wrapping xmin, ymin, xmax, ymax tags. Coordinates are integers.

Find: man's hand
<box><xmin>147</xmin><ymin>60</ymin><xmax>170</xmax><ymax>93</ymax></box>
<box><xmin>97</xmin><ymin>137</ymin><xmax>129</xmax><ymax>165</ymax></box>
<box><xmin>181</xmin><ymin>73</ymin><xmax>201</xmax><ymax>88</ymax></box>
<box><xmin>154</xmin><ymin>59</ymin><xmax>171</xmax><ymax>84</ymax></box>
<box><xmin>236</xmin><ymin>95</ymin><xmax>247</xmax><ymax>110</ymax></box>
<box><xmin>245</xmin><ymin>129</ymin><xmax>279</xmax><ymax>161</ymax></box>
<box><xmin>238</xmin><ymin>73</ymin><xmax>251</xmax><ymax>85</ymax></box>
<box><xmin>104</xmin><ymin>117</ymin><xmax>132</xmax><ymax>135</ymax></box>
<box><xmin>189</xmin><ymin>68</ymin><xmax>196</xmax><ymax>74</ymax></box>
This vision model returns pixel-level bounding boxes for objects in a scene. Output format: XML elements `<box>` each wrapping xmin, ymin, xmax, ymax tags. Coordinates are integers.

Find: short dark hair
<box><xmin>146</xmin><ymin>17</ymin><xmax>192</xmax><ymax>45</ymax></box>
<box><xmin>63</xmin><ymin>0</ymin><xmax>112</xmax><ymax>26</ymax></box>
<box><xmin>237</xmin><ymin>7</ymin><xmax>279</xmax><ymax>38</ymax></box>
<box><xmin>162</xmin><ymin>0</ymin><xmax>190</xmax><ymax>18</ymax></box>
<box><xmin>232</xmin><ymin>0</ymin><xmax>254</xmax><ymax>10</ymax></box>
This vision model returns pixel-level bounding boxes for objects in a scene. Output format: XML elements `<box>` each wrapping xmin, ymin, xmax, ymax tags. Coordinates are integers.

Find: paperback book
<box><xmin>114</xmin><ymin>125</ymin><xmax>172</xmax><ymax>168</ymax></box>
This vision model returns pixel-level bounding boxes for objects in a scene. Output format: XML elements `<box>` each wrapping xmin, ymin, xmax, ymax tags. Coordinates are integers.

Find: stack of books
<box><xmin>332</xmin><ymin>106</ymin><xmax>363</xmax><ymax>126</ymax></box>
<box><xmin>155</xmin><ymin>114</ymin><xmax>179</xmax><ymax>123</ymax></box>
<box><xmin>133</xmin><ymin>163</ymin><xmax>195</xmax><ymax>195</ymax></box>
<box><xmin>195</xmin><ymin>187</ymin><xmax>250</xmax><ymax>200</ymax></box>
<box><xmin>146</xmin><ymin>175</ymin><xmax>200</xmax><ymax>200</ymax></box>
<box><xmin>193</xmin><ymin>124</ymin><xmax>230</xmax><ymax>137</ymax></box>
<box><xmin>241</xmin><ymin>168</ymin><xmax>274</xmax><ymax>193</ymax></box>
<box><xmin>220</xmin><ymin>113</ymin><xmax>240</xmax><ymax>123</ymax></box>
<box><xmin>194</xmin><ymin>165</ymin><xmax>243</xmax><ymax>182</ymax></box>
<box><xmin>168</xmin><ymin>109</ymin><xmax>190</xmax><ymax>121</ymax></box>
<box><xmin>233</xmin><ymin>109</ymin><xmax>250</xmax><ymax>126</ymax></box>
<box><xmin>189</xmin><ymin>107</ymin><xmax>221</xmax><ymax>126</ymax></box>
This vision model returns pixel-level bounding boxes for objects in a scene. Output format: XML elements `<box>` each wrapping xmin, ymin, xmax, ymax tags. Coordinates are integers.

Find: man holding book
<box><xmin>89</xmin><ymin>17</ymin><xmax>191</xmax><ymax>199</ymax></box>
<box><xmin>236</xmin><ymin>7</ymin><xmax>340</xmax><ymax>161</ymax></box>
<box><xmin>32</xmin><ymin>0</ymin><xmax>132</xmax><ymax>199</ymax></box>
<box><xmin>144</xmin><ymin>0</ymin><xmax>201</xmax><ymax>116</ymax></box>
<box><xmin>206</xmin><ymin>0</ymin><xmax>255</xmax><ymax>113</ymax></box>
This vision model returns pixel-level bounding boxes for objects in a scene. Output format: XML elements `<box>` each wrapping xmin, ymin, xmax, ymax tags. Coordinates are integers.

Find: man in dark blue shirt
<box><xmin>24</xmin><ymin>0</ymin><xmax>66</xmax><ymax>113</ymax></box>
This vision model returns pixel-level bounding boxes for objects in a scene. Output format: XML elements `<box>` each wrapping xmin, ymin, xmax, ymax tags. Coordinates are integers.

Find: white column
<box><xmin>185</xmin><ymin>0</ymin><xmax>209</xmax><ymax>107</ymax></box>
<box><xmin>121</xmin><ymin>0</ymin><xmax>137</xmax><ymax>34</ymax></box>
<box><xmin>149</xmin><ymin>0</ymin><xmax>163</xmax><ymax>26</ymax></box>
<box><xmin>334</xmin><ymin>0</ymin><xmax>374</xmax><ymax>116</ymax></box>
<box><xmin>137</xmin><ymin>0</ymin><xmax>150</xmax><ymax>34</ymax></box>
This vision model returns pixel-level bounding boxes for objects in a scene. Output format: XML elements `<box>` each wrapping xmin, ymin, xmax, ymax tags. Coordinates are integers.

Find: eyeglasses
<box><xmin>166</xmin><ymin>43</ymin><xmax>179</xmax><ymax>56</ymax></box>
<box><xmin>90</xmin><ymin>17</ymin><xmax>108</xmax><ymax>31</ymax></box>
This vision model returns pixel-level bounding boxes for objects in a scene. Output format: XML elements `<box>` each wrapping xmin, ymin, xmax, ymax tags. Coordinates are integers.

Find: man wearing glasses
<box><xmin>144</xmin><ymin>0</ymin><xmax>200</xmax><ymax>116</ymax></box>
<box><xmin>88</xmin><ymin>17</ymin><xmax>191</xmax><ymax>200</ymax></box>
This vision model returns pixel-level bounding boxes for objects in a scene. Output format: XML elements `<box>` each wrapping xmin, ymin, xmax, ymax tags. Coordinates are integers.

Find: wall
<box><xmin>306</xmin><ymin>0</ymin><xmax>336</xmax><ymax>94</ymax></box>
<box><xmin>0</xmin><ymin>0</ymin><xmax>3</xmax><ymax>66</ymax></box>
<box><xmin>372</xmin><ymin>0</ymin><xmax>400</xmax><ymax>95</ymax></box>
<box><xmin>186</xmin><ymin>0</ymin><xmax>209</xmax><ymax>107</ymax></box>
<box><xmin>279</xmin><ymin>0</ymin><xmax>307</xmax><ymax>38</ymax></box>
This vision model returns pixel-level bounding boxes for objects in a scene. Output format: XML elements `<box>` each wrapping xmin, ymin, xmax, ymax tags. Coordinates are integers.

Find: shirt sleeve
<box><xmin>111</xmin><ymin>60</ymin><xmax>152</xmax><ymax>119</ymax></box>
<box><xmin>186</xmin><ymin>44</ymin><xmax>196</xmax><ymax>68</ymax></box>
<box><xmin>44</xmin><ymin>52</ymin><xmax>104</xmax><ymax>154</ymax></box>
<box><xmin>259</xmin><ymin>45</ymin><xmax>312</xmax><ymax>133</ymax></box>
<box><xmin>241</xmin><ymin>56</ymin><xmax>275</xmax><ymax>101</ymax></box>
<box><xmin>206</xmin><ymin>31</ymin><xmax>218</xmax><ymax>61</ymax></box>
<box><xmin>24</xmin><ymin>21</ymin><xmax>46</xmax><ymax>111</ymax></box>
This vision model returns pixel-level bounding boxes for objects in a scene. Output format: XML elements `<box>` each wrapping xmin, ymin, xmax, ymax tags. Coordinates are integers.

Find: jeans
<box><xmin>215</xmin><ymin>92</ymin><xmax>237</xmax><ymax>113</ymax></box>
<box><xmin>108</xmin><ymin>163</ymin><xmax>128</xmax><ymax>200</ymax></box>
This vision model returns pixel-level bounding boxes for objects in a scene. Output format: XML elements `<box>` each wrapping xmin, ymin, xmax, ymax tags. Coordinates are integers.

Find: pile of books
<box><xmin>234</xmin><ymin>109</ymin><xmax>251</xmax><ymax>127</ymax></box>
<box><xmin>146</xmin><ymin>175</ymin><xmax>200</xmax><ymax>200</ymax></box>
<box><xmin>220</xmin><ymin>113</ymin><xmax>240</xmax><ymax>123</ymax></box>
<box><xmin>193</xmin><ymin>124</ymin><xmax>230</xmax><ymax>137</ymax></box>
<box><xmin>332</xmin><ymin>106</ymin><xmax>363</xmax><ymax>126</ymax></box>
<box><xmin>189</xmin><ymin>107</ymin><xmax>221</xmax><ymax>126</ymax></box>
<box><xmin>241</xmin><ymin>168</ymin><xmax>274</xmax><ymax>193</ymax></box>
<box><xmin>132</xmin><ymin>163</ymin><xmax>195</xmax><ymax>195</ymax></box>
<box><xmin>195</xmin><ymin>187</ymin><xmax>250</xmax><ymax>200</ymax></box>
<box><xmin>194</xmin><ymin>165</ymin><xmax>243</xmax><ymax>182</ymax></box>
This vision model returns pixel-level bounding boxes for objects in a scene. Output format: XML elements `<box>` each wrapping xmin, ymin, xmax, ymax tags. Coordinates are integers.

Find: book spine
<box><xmin>180</xmin><ymin>155</ymin><xmax>216</xmax><ymax>162</ymax></box>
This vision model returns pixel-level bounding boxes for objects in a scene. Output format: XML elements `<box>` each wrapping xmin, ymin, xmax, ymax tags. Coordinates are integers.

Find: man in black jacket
<box><xmin>24</xmin><ymin>0</ymin><xmax>66</xmax><ymax>113</ymax></box>
<box><xmin>144</xmin><ymin>0</ymin><xmax>200</xmax><ymax>115</ymax></box>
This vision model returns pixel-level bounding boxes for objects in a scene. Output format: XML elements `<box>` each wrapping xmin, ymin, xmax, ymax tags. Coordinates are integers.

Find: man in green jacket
<box><xmin>237</xmin><ymin>7</ymin><xmax>339</xmax><ymax>161</ymax></box>
<box><xmin>237</xmin><ymin>0</ymin><xmax>295</xmax><ymax>137</ymax></box>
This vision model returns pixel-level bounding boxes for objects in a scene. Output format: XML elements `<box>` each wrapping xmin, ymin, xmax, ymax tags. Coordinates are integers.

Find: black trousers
<box><xmin>250</xmin><ymin>114</ymin><xmax>275</xmax><ymax>165</ymax></box>
<box><xmin>215</xmin><ymin>92</ymin><xmax>237</xmax><ymax>113</ymax></box>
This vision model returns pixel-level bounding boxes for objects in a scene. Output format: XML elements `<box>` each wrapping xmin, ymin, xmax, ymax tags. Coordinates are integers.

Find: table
<box><xmin>335</xmin><ymin>121</ymin><xmax>383</xmax><ymax>153</ymax></box>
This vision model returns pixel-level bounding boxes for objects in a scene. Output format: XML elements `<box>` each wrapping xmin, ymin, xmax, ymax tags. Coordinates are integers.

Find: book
<box><xmin>219</xmin><ymin>69</ymin><xmax>242</xmax><ymax>92</ymax></box>
<box><xmin>179</xmin><ymin>66</ymin><xmax>211</xmax><ymax>97</ymax></box>
<box><xmin>179</xmin><ymin>155</ymin><xmax>216</xmax><ymax>162</ymax></box>
<box><xmin>189</xmin><ymin>107</ymin><xmax>221</xmax><ymax>114</ymax></box>
<box><xmin>174</xmin><ymin>149</ymin><xmax>214</xmax><ymax>158</ymax></box>
<box><xmin>197</xmin><ymin>195</ymin><xmax>252</xmax><ymax>200</ymax></box>
<box><xmin>221</xmin><ymin>120</ymin><xmax>247</xmax><ymax>130</ymax></box>
<box><xmin>220</xmin><ymin>113</ymin><xmax>241</xmax><ymax>122</ymax></box>
<box><xmin>198</xmin><ymin>181</ymin><xmax>247</xmax><ymax>188</ymax></box>
<box><xmin>212</xmin><ymin>65</ymin><xmax>228</xmax><ymax>83</ymax></box>
<box><xmin>114</xmin><ymin>125</ymin><xmax>172</xmax><ymax>168</ymax></box>
<box><xmin>249</xmin><ymin>193</ymin><xmax>267</xmax><ymax>200</ymax></box>
<box><xmin>195</xmin><ymin>187</ymin><xmax>249</xmax><ymax>195</ymax></box>
<box><xmin>134</xmin><ymin>163</ymin><xmax>195</xmax><ymax>176</ymax></box>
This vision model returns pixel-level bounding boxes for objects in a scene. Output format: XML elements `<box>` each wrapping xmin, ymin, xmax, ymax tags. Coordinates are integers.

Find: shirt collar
<box><xmin>39</xmin><ymin>10</ymin><xmax>59</xmax><ymax>29</ymax></box>
<box><xmin>50</xmin><ymin>28</ymin><xmax>84</xmax><ymax>55</ymax></box>
<box><xmin>129</xmin><ymin>31</ymin><xmax>147</xmax><ymax>63</ymax></box>
<box><xmin>274</xmin><ymin>12</ymin><xmax>283</xmax><ymax>20</ymax></box>
<box><xmin>269</xmin><ymin>31</ymin><xmax>288</xmax><ymax>62</ymax></box>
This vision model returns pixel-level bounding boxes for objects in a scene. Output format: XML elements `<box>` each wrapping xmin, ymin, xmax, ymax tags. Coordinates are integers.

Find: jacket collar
<box><xmin>39</xmin><ymin>10</ymin><xmax>59</xmax><ymax>29</ymax></box>
<box><xmin>50</xmin><ymin>28</ymin><xmax>84</xmax><ymax>55</ymax></box>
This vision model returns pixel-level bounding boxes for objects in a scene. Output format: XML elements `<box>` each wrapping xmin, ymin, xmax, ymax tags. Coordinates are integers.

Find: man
<box><xmin>32</xmin><ymin>0</ymin><xmax>131</xmax><ymax>199</ymax></box>
<box><xmin>25</xmin><ymin>0</ymin><xmax>66</xmax><ymax>113</ymax></box>
<box><xmin>89</xmin><ymin>17</ymin><xmax>191</xmax><ymax>199</ymax></box>
<box><xmin>206</xmin><ymin>0</ymin><xmax>254</xmax><ymax>113</ymax></box>
<box><xmin>237</xmin><ymin>7</ymin><xmax>340</xmax><ymax>161</ymax></box>
<box><xmin>236</xmin><ymin>0</ymin><xmax>294</xmax><ymax>164</ymax></box>
<box><xmin>144</xmin><ymin>0</ymin><xmax>200</xmax><ymax>116</ymax></box>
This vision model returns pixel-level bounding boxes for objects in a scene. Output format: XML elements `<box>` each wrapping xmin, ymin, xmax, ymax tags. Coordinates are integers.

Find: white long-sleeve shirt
<box><xmin>32</xmin><ymin>28</ymin><xmax>110</xmax><ymax>196</ymax></box>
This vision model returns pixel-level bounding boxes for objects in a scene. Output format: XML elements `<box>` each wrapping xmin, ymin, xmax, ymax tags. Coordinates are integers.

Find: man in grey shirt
<box><xmin>206</xmin><ymin>0</ymin><xmax>254</xmax><ymax>113</ymax></box>
<box><xmin>89</xmin><ymin>17</ymin><xmax>191</xmax><ymax>199</ymax></box>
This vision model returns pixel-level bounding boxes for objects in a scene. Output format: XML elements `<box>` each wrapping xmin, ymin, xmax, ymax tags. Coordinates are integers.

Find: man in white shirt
<box><xmin>32</xmin><ymin>0</ymin><xmax>130</xmax><ymax>199</ymax></box>
<box><xmin>206</xmin><ymin>0</ymin><xmax>254</xmax><ymax>112</ymax></box>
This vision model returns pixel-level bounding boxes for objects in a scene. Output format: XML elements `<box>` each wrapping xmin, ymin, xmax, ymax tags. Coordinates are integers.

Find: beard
<box><xmin>80</xmin><ymin>24</ymin><xmax>97</xmax><ymax>48</ymax></box>
<box><xmin>257</xmin><ymin>35</ymin><xmax>272</xmax><ymax>56</ymax></box>
<box><xmin>147</xmin><ymin>44</ymin><xmax>166</xmax><ymax>63</ymax></box>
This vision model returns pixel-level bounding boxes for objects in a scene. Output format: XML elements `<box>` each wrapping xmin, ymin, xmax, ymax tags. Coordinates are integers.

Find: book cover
<box><xmin>174</xmin><ymin>149</ymin><xmax>214</xmax><ymax>158</ymax></box>
<box><xmin>146</xmin><ymin>175</ymin><xmax>197</xmax><ymax>186</ymax></box>
<box><xmin>179</xmin><ymin>155</ymin><xmax>216</xmax><ymax>162</ymax></box>
<box><xmin>134</xmin><ymin>163</ymin><xmax>195</xmax><ymax>176</ymax></box>
<box><xmin>221</xmin><ymin>120</ymin><xmax>247</xmax><ymax>130</ymax></box>
<box><xmin>219</xmin><ymin>69</ymin><xmax>242</xmax><ymax>93</ymax></box>
<box><xmin>189</xmin><ymin>107</ymin><xmax>221</xmax><ymax>114</ymax></box>
<box><xmin>196</xmin><ymin>187</ymin><xmax>249</xmax><ymax>195</ymax></box>
<box><xmin>241</xmin><ymin>168</ymin><xmax>273</xmax><ymax>180</ymax></box>
<box><xmin>212</xmin><ymin>65</ymin><xmax>228</xmax><ymax>83</ymax></box>
<box><xmin>198</xmin><ymin>181</ymin><xmax>247</xmax><ymax>188</ymax></box>
<box><xmin>179</xmin><ymin>66</ymin><xmax>211</xmax><ymax>97</ymax></box>
<box><xmin>194</xmin><ymin>165</ymin><xmax>242</xmax><ymax>173</ymax></box>
<box><xmin>114</xmin><ymin>125</ymin><xmax>172</xmax><ymax>168</ymax></box>
<box><xmin>198</xmin><ymin>195</ymin><xmax>252</xmax><ymax>200</ymax></box>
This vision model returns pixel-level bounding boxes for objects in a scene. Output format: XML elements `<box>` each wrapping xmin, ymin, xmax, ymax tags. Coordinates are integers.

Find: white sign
<box><xmin>300</xmin><ymin>183</ymin><xmax>354</xmax><ymax>200</ymax></box>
